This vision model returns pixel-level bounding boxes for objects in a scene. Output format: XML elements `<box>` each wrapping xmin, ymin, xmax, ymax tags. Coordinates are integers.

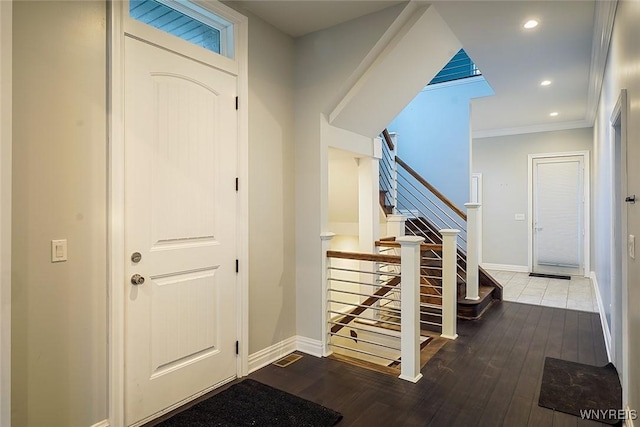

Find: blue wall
<box><xmin>388</xmin><ymin>77</ymin><xmax>493</xmax><ymax>209</ymax></box>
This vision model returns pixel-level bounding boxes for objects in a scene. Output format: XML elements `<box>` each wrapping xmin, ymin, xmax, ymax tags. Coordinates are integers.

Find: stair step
<box><xmin>457</xmin><ymin>285</ymin><xmax>496</xmax><ymax>320</ymax></box>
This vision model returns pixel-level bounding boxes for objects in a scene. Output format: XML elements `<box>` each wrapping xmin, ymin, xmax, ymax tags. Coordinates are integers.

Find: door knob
<box><xmin>625</xmin><ymin>195</ymin><xmax>636</xmax><ymax>204</ymax></box>
<box><xmin>131</xmin><ymin>274</ymin><xmax>145</xmax><ymax>285</ymax></box>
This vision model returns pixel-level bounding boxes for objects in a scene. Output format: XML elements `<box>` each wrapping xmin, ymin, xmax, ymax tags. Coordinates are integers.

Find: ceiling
<box><xmin>231</xmin><ymin>0</ymin><xmax>603</xmax><ymax>137</ymax></box>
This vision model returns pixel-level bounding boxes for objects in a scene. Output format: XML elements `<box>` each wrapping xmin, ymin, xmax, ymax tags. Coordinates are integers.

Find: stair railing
<box><xmin>379</xmin><ymin>130</ymin><xmax>470</xmax><ymax>286</ymax></box>
<box><xmin>379</xmin><ymin>130</ymin><xmax>397</xmax><ymax>214</ymax></box>
<box><xmin>321</xmin><ymin>232</ymin><xmax>459</xmax><ymax>382</ymax></box>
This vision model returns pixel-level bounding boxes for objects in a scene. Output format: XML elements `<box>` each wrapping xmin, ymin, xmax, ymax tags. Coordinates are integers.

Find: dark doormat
<box><xmin>156</xmin><ymin>379</ymin><xmax>343</xmax><ymax>427</ymax></box>
<box><xmin>538</xmin><ymin>357</ymin><xmax>622</xmax><ymax>425</ymax></box>
<box><xmin>529</xmin><ymin>272</ymin><xmax>571</xmax><ymax>280</ymax></box>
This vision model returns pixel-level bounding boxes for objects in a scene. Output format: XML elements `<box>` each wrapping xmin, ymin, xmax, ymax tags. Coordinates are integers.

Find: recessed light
<box><xmin>550</xmin><ymin>112</ymin><xmax>559</xmax><ymax>117</ymax></box>
<box><xmin>540</xmin><ymin>80</ymin><xmax>552</xmax><ymax>86</ymax></box>
<box><xmin>524</xmin><ymin>20</ymin><xmax>539</xmax><ymax>29</ymax></box>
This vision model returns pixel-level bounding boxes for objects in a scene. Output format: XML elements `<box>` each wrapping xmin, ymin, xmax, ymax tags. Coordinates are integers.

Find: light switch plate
<box><xmin>51</xmin><ymin>239</ymin><xmax>67</xmax><ymax>262</ymax></box>
<box><xmin>514</xmin><ymin>214</ymin><xmax>525</xmax><ymax>221</ymax></box>
<box><xmin>629</xmin><ymin>235</ymin><xmax>635</xmax><ymax>260</ymax></box>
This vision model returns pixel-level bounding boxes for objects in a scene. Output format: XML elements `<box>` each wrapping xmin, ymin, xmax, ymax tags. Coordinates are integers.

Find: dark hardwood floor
<box><xmin>147</xmin><ymin>301</ymin><xmax>611</xmax><ymax>427</ymax></box>
<box><xmin>248</xmin><ymin>302</ymin><xmax>610</xmax><ymax>427</ymax></box>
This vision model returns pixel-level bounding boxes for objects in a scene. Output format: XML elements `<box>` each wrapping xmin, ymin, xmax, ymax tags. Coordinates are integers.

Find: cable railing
<box><xmin>428</xmin><ymin>49</ymin><xmax>482</xmax><ymax>86</ymax></box>
<box><xmin>321</xmin><ymin>233</ymin><xmax>460</xmax><ymax>382</ymax></box>
<box><xmin>378</xmin><ymin>130</ymin><xmax>487</xmax><ymax>302</ymax></box>
<box><xmin>376</xmin><ymin>240</ymin><xmax>445</xmax><ymax>331</ymax></box>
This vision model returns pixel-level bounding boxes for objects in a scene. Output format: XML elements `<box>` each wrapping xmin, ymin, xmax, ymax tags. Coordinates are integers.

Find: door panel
<box><xmin>124</xmin><ymin>36</ymin><xmax>237</xmax><ymax>425</ymax></box>
<box><xmin>532</xmin><ymin>156</ymin><xmax>584</xmax><ymax>276</ymax></box>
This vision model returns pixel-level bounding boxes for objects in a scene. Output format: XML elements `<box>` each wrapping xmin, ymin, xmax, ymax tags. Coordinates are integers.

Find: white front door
<box><xmin>124</xmin><ymin>36</ymin><xmax>238</xmax><ymax>426</ymax></box>
<box><xmin>532</xmin><ymin>156</ymin><xmax>585</xmax><ymax>276</ymax></box>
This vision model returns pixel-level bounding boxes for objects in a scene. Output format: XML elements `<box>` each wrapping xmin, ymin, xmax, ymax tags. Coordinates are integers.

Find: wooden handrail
<box><xmin>395</xmin><ymin>156</ymin><xmax>467</xmax><ymax>221</ymax></box>
<box><xmin>382</xmin><ymin>129</ymin><xmax>395</xmax><ymax>151</ymax></box>
<box><xmin>327</xmin><ymin>250</ymin><xmax>400</xmax><ymax>264</ymax></box>
<box><xmin>375</xmin><ymin>241</ymin><xmax>442</xmax><ymax>252</ymax></box>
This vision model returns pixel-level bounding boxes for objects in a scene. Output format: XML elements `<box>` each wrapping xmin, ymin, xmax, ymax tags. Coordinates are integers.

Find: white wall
<box><xmin>473</xmin><ymin>127</ymin><xmax>593</xmax><ymax>268</ymax></box>
<box><xmin>389</xmin><ymin>77</ymin><xmax>493</xmax><ymax>208</ymax></box>
<box><xmin>294</xmin><ymin>4</ymin><xmax>406</xmax><ymax>342</ymax></box>
<box><xmin>230</xmin><ymin>5</ymin><xmax>298</xmax><ymax>356</ymax></box>
<box><xmin>592</xmin><ymin>0</ymin><xmax>640</xmax><ymax>411</ymax></box>
<box><xmin>328</xmin><ymin>149</ymin><xmax>360</xmax><ymax>233</ymax></box>
<box><xmin>12</xmin><ymin>2</ymin><xmax>108</xmax><ymax>426</ymax></box>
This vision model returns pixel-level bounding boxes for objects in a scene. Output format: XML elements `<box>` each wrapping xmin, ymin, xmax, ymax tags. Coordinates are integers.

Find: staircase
<box><xmin>379</xmin><ymin>130</ymin><xmax>502</xmax><ymax>320</ymax></box>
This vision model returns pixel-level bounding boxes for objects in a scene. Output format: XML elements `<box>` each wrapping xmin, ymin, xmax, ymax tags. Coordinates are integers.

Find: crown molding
<box><xmin>473</xmin><ymin>119</ymin><xmax>591</xmax><ymax>139</ymax></box>
<box><xmin>585</xmin><ymin>0</ymin><xmax>618</xmax><ymax>125</ymax></box>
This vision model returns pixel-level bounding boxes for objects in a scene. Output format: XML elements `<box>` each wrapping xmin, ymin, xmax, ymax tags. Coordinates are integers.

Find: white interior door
<box><xmin>124</xmin><ymin>36</ymin><xmax>238</xmax><ymax>426</ymax></box>
<box><xmin>532</xmin><ymin>156</ymin><xmax>584</xmax><ymax>276</ymax></box>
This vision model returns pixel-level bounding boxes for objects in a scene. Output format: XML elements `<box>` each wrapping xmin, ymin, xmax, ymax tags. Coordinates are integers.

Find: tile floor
<box><xmin>486</xmin><ymin>270</ymin><xmax>599</xmax><ymax>313</ymax></box>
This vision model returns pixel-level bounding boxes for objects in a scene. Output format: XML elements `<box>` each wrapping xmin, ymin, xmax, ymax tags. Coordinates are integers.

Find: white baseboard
<box><xmin>590</xmin><ymin>271</ymin><xmax>612</xmax><ymax>362</ymax></box>
<box><xmin>480</xmin><ymin>263</ymin><xmax>528</xmax><ymax>273</ymax></box>
<box><xmin>295</xmin><ymin>336</ymin><xmax>323</xmax><ymax>357</ymax></box>
<box><xmin>248</xmin><ymin>336</ymin><xmax>297</xmax><ymax>374</ymax></box>
<box><xmin>90</xmin><ymin>420</ymin><xmax>110</xmax><ymax>427</ymax></box>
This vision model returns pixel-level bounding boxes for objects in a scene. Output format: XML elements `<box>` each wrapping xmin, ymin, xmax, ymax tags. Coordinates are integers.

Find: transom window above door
<box><xmin>129</xmin><ymin>0</ymin><xmax>234</xmax><ymax>58</ymax></box>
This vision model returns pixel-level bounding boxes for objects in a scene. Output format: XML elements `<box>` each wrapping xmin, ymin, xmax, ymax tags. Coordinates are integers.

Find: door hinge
<box><xmin>236</xmin><ymin>259</ymin><xmax>239</xmax><ymax>273</ymax></box>
<box><xmin>235</xmin><ymin>96</ymin><xmax>239</xmax><ymax>110</ymax></box>
<box><xmin>235</xmin><ymin>340</ymin><xmax>239</xmax><ymax>355</ymax></box>
<box><xmin>235</xmin><ymin>177</ymin><xmax>239</xmax><ymax>192</ymax></box>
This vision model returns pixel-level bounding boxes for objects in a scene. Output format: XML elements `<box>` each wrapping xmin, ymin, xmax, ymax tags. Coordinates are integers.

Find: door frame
<box><xmin>108</xmin><ymin>1</ymin><xmax>249</xmax><ymax>425</ymax></box>
<box><xmin>527</xmin><ymin>151</ymin><xmax>590</xmax><ymax>276</ymax></box>
<box><xmin>610</xmin><ymin>89</ymin><xmax>629</xmax><ymax>405</ymax></box>
<box><xmin>0</xmin><ymin>1</ymin><xmax>12</xmax><ymax>425</ymax></box>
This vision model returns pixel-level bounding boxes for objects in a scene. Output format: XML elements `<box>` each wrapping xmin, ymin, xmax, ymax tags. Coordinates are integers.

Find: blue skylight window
<box><xmin>429</xmin><ymin>49</ymin><xmax>481</xmax><ymax>85</ymax></box>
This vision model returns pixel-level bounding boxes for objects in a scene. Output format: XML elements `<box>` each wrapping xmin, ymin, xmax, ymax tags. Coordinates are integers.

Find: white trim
<box><xmin>527</xmin><ymin>151</ymin><xmax>590</xmax><ymax>276</ymax></box>
<box><xmin>473</xmin><ymin>119</ymin><xmax>591</xmax><ymax>140</ymax></box>
<box><xmin>480</xmin><ymin>263</ymin><xmax>528</xmax><ymax>273</ymax></box>
<box><xmin>108</xmin><ymin>2</ymin><xmax>126</xmax><ymax>425</ymax></box>
<box><xmin>585</xmin><ymin>0</ymin><xmax>618</xmax><ymax>124</ymax></box>
<box><xmin>610</xmin><ymin>89</ymin><xmax>629</xmax><ymax>408</ymax></box>
<box><xmin>108</xmin><ymin>1</ymin><xmax>249</xmax><ymax>425</ymax></box>
<box><xmin>248</xmin><ymin>336</ymin><xmax>297</xmax><ymax>374</ymax></box>
<box><xmin>0</xmin><ymin>2</ymin><xmax>11</xmax><ymax>426</ymax></box>
<box><xmin>471</xmin><ymin>173</ymin><xmax>483</xmax><ymax>264</ymax></box>
<box><xmin>90</xmin><ymin>420</ymin><xmax>110</xmax><ymax>427</ymax></box>
<box><xmin>295</xmin><ymin>336</ymin><xmax>324</xmax><ymax>358</ymax></box>
<box><xmin>590</xmin><ymin>271</ymin><xmax>613</xmax><ymax>362</ymax></box>
<box><xmin>421</xmin><ymin>75</ymin><xmax>486</xmax><ymax>92</ymax></box>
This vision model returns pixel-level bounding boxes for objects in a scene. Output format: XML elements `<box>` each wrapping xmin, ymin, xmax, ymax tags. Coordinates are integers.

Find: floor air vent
<box><xmin>272</xmin><ymin>353</ymin><xmax>303</xmax><ymax>368</ymax></box>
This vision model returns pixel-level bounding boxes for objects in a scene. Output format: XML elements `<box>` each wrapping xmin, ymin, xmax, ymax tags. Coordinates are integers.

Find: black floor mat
<box><xmin>538</xmin><ymin>357</ymin><xmax>622</xmax><ymax>424</ymax></box>
<box><xmin>157</xmin><ymin>379</ymin><xmax>343</xmax><ymax>426</ymax></box>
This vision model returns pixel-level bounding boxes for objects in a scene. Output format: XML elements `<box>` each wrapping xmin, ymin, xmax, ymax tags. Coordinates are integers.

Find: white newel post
<box><xmin>464</xmin><ymin>203</ymin><xmax>481</xmax><ymax>301</ymax></box>
<box><xmin>397</xmin><ymin>235</ymin><xmax>424</xmax><ymax>383</ymax></box>
<box><xmin>440</xmin><ymin>229</ymin><xmax>460</xmax><ymax>340</ymax></box>
<box><xmin>320</xmin><ymin>232</ymin><xmax>336</xmax><ymax>356</ymax></box>
<box><xmin>386</xmin><ymin>214</ymin><xmax>406</xmax><ymax>238</ymax></box>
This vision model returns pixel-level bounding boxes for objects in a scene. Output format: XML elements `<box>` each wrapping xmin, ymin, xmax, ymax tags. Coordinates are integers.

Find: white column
<box><xmin>358</xmin><ymin>156</ymin><xmax>380</xmax><ymax>321</ymax></box>
<box><xmin>464</xmin><ymin>203</ymin><xmax>481</xmax><ymax>301</ymax></box>
<box><xmin>320</xmin><ymin>232</ymin><xmax>336</xmax><ymax>357</ymax></box>
<box><xmin>386</xmin><ymin>214</ymin><xmax>406</xmax><ymax>238</ymax></box>
<box><xmin>440</xmin><ymin>229</ymin><xmax>460</xmax><ymax>340</ymax></box>
<box><xmin>397</xmin><ymin>235</ymin><xmax>424</xmax><ymax>383</ymax></box>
